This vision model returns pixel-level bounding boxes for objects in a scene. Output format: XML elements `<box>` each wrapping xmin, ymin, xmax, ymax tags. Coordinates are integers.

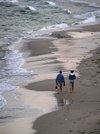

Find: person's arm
<box><xmin>74</xmin><ymin>74</ymin><xmax>76</xmax><ymax>79</ymax></box>
<box><xmin>68</xmin><ymin>74</ymin><xmax>70</xmax><ymax>80</ymax></box>
<box><xmin>63</xmin><ymin>75</ymin><xmax>65</xmax><ymax>86</ymax></box>
<box><xmin>56</xmin><ymin>75</ymin><xmax>58</xmax><ymax>85</ymax></box>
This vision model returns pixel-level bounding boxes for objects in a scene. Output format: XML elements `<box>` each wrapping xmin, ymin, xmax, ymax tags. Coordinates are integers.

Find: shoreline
<box><xmin>24</xmin><ymin>24</ymin><xmax>100</xmax><ymax>134</ymax></box>
<box><xmin>0</xmin><ymin>0</ymin><xmax>100</xmax><ymax>133</ymax></box>
<box><xmin>15</xmin><ymin>23</ymin><xmax>100</xmax><ymax>84</ymax></box>
<box><xmin>0</xmin><ymin>23</ymin><xmax>100</xmax><ymax>134</ymax></box>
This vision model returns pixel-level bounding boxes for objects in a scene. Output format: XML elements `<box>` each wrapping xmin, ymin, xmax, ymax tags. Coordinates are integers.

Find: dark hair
<box><xmin>59</xmin><ymin>70</ymin><xmax>62</xmax><ymax>73</ymax></box>
<box><xmin>70</xmin><ymin>70</ymin><xmax>74</xmax><ymax>73</ymax></box>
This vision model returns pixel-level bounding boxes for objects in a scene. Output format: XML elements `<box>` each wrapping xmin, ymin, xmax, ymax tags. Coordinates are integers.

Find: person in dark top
<box><xmin>56</xmin><ymin>70</ymin><xmax>65</xmax><ymax>94</ymax></box>
<box><xmin>68</xmin><ymin>70</ymin><xmax>76</xmax><ymax>93</ymax></box>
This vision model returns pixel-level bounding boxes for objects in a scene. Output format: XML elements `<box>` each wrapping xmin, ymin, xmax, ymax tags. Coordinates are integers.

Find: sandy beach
<box><xmin>0</xmin><ymin>23</ymin><xmax>100</xmax><ymax>134</ymax></box>
<box><xmin>0</xmin><ymin>22</ymin><xmax>100</xmax><ymax>134</ymax></box>
<box><xmin>24</xmin><ymin>24</ymin><xmax>100</xmax><ymax>134</ymax></box>
<box><xmin>0</xmin><ymin>0</ymin><xmax>100</xmax><ymax>134</ymax></box>
<box><xmin>32</xmin><ymin>48</ymin><xmax>100</xmax><ymax>134</ymax></box>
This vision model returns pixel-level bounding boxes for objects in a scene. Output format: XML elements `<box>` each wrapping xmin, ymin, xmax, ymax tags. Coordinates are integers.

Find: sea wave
<box><xmin>0</xmin><ymin>0</ymin><xmax>18</xmax><ymax>7</ymax></box>
<box><xmin>0</xmin><ymin>95</ymin><xmax>7</xmax><ymax>108</ymax></box>
<box><xmin>64</xmin><ymin>0</ymin><xmax>100</xmax><ymax>8</ymax></box>
<box><xmin>0</xmin><ymin>0</ymin><xmax>100</xmax><ymax>110</ymax></box>
<box><xmin>40</xmin><ymin>23</ymin><xmax>69</xmax><ymax>31</ymax></box>
<box><xmin>44</xmin><ymin>1</ymin><xmax>56</xmax><ymax>6</ymax></box>
<box><xmin>81</xmin><ymin>16</ymin><xmax>96</xmax><ymax>24</ymax></box>
<box><xmin>74</xmin><ymin>10</ymin><xmax>100</xmax><ymax>19</ymax></box>
<box><xmin>74</xmin><ymin>16</ymin><xmax>96</xmax><ymax>25</ymax></box>
<box><xmin>19</xmin><ymin>5</ymin><xmax>38</xmax><ymax>13</ymax></box>
<box><xmin>0</xmin><ymin>36</ymin><xmax>33</xmax><ymax>109</ymax></box>
<box><xmin>26</xmin><ymin>6</ymin><xmax>37</xmax><ymax>12</ymax></box>
<box><xmin>22</xmin><ymin>23</ymin><xmax>69</xmax><ymax>38</ymax></box>
<box><xmin>0</xmin><ymin>0</ymin><xmax>18</xmax><ymax>4</ymax></box>
<box><xmin>61</xmin><ymin>9</ymin><xmax>71</xmax><ymax>14</ymax></box>
<box><xmin>1</xmin><ymin>38</ymin><xmax>32</xmax><ymax>75</ymax></box>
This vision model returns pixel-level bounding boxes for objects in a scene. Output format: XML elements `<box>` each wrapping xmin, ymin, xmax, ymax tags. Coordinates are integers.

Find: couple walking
<box><xmin>56</xmin><ymin>70</ymin><xmax>76</xmax><ymax>94</ymax></box>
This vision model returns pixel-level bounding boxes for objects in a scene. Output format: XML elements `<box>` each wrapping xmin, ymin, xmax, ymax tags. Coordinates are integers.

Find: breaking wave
<box><xmin>44</xmin><ymin>1</ymin><xmax>56</xmax><ymax>6</ymax></box>
<box><xmin>22</xmin><ymin>23</ymin><xmax>69</xmax><ymax>38</ymax></box>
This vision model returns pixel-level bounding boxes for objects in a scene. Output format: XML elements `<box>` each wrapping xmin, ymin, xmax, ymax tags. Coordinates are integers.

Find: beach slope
<box><xmin>25</xmin><ymin>24</ymin><xmax>100</xmax><ymax>134</ymax></box>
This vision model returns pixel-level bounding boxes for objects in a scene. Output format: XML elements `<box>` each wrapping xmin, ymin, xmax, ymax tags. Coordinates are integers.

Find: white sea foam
<box><xmin>28</xmin><ymin>6</ymin><xmax>37</xmax><ymax>12</ymax></box>
<box><xmin>26</xmin><ymin>6</ymin><xmax>37</xmax><ymax>12</ymax></box>
<box><xmin>19</xmin><ymin>5</ymin><xmax>38</xmax><ymax>13</ymax></box>
<box><xmin>22</xmin><ymin>23</ymin><xmax>69</xmax><ymax>39</ymax></box>
<box><xmin>0</xmin><ymin>37</ymin><xmax>33</xmax><ymax>109</ymax></box>
<box><xmin>79</xmin><ymin>16</ymin><xmax>96</xmax><ymax>24</ymax></box>
<box><xmin>2</xmin><ymin>37</ymin><xmax>32</xmax><ymax>75</ymax></box>
<box><xmin>44</xmin><ymin>1</ymin><xmax>56</xmax><ymax>6</ymax></box>
<box><xmin>1</xmin><ymin>37</ymin><xmax>32</xmax><ymax>83</ymax></box>
<box><xmin>0</xmin><ymin>95</ymin><xmax>7</xmax><ymax>109</ymax></box>
<box><xmin>3</xmin><ymin>37</ymin><xmax>22</xmax><ymax>46</ymax></box>
<box><xmin>61</xmin><ymin>9</ymin><xmax>71</xmax><ymax>14</ymax></box>
<box><xmin>40</xmin><ymin>23</ymin><xmax>69</xmax><ymax>31</ymax></box>
<box><xmin>2</xmin><ymin>47</ymin><xmax>32</xmax><ymax>75</ymax></box>
<box><xmin>0</xmin><ymin>82</ymin><xmax>18</xmax><ymax>94</ymax></box>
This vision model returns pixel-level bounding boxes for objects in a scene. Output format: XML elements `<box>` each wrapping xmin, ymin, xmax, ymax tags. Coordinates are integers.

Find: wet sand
<box><xmin>18</xmin><ymin>38</ymin><xmax>58</xmax><ymax>57</ymax></box>
<box><xmin>31</xmin><ymin>48</ymin><xmax>100</xmax><ymax>134</ymax></box>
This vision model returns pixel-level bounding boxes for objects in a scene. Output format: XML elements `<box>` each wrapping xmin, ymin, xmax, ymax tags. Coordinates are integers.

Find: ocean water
<box><xmin>0</xmin><ymin>0</ymin><xmax>100</xmax><ymax>109</ymax></box>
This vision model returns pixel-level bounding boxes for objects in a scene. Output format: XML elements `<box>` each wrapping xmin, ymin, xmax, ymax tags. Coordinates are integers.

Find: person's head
<box><xmin>70</xmin><ymin>70</ymin><xmax>74</xmax><ymax>73</ymax></box>
<box><xmin>59</xmin><ymin>70</ymin><xmax>62</xmax><ymax>73</ymax></box>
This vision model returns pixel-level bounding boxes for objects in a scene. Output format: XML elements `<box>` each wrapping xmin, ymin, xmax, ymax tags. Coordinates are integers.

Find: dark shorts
<box><xmin>69</xmin><ymin>80</ymin><xmax>74</xmax><ymax>88</ymax></box>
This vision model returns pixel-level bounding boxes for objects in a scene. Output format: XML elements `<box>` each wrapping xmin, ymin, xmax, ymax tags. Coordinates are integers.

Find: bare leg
<box><xmin>70</xmin><ymin>88</ymin><xmax>72</xmax><ymax>93</ymax></box>
<box><xmin>60</xmin><ymin>88</ymin><xmax>62</xmax><ymax>94</ymax></box>
<box><xmin>72</xmin><ymin>88</ymin><xmax>74</xmax><ymax>92</ymax></box>
<box><xmin>57</xmin><ymin>88</ymin><xmax>59</xmax><ymax>94</ymax></box>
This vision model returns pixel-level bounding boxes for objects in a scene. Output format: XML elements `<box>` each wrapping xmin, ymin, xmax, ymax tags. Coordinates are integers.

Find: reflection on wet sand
<box><xmin>57</xmin><ymin>99</ymin><xmax>69</xmax><ymax>108</ymax></box>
